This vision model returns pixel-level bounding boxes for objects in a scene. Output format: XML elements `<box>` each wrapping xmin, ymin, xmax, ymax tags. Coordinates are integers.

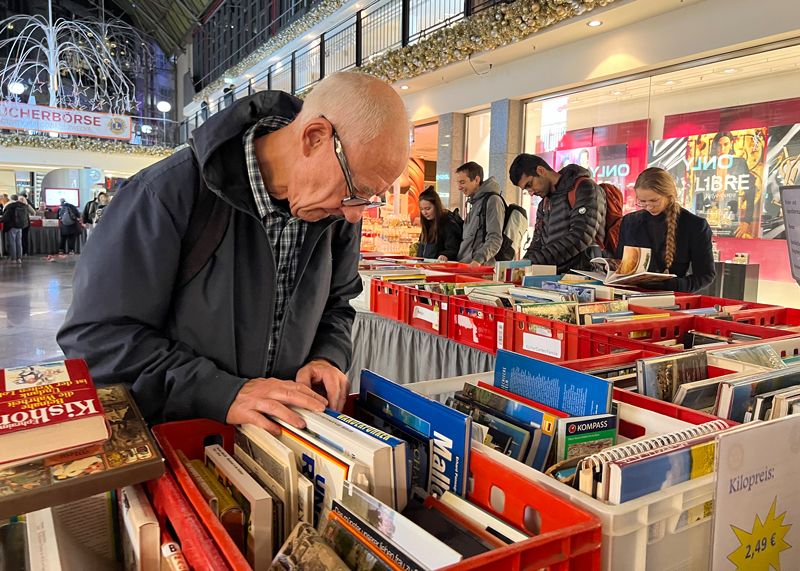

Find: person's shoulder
<box><xmin>132</xmin><ymin>147</ymin><xmax>198</xmax><ymax>195</ymax></box>
<box><xmin>621</xmin><ymin>209</ymin><xmax>648</xmax><ymax>225</ymax></box>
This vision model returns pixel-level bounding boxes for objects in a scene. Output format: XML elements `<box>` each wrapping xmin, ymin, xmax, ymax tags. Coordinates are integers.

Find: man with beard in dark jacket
<box><xmin>510</xmin><ymin>154</ymin><xmax>607</xmax><ymax>273</ymax></box>
<box><xmin>58</xmin><ymin>72</ymin><xmax>410</xmax><ymax>434</ymax></box>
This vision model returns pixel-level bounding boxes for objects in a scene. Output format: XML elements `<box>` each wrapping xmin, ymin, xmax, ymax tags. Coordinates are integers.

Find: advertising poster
<box><xmin>595</xmin><ymin>144</ymin><xmax>634</xmax><ymax>213</ymax></box>
<box><xmin>649</xmin><ymin>128</ymin><xmax>768</xmax><ymax>238</ymax></box>
<box><xmin>763</xmin><ymin>124</ymin><xmax>800</xmax><ymax>239</ymax></box>
<box><xmin>555</xmin><ymin>147</ymin><xmax>597</xmax><ymax>171</ymax></box>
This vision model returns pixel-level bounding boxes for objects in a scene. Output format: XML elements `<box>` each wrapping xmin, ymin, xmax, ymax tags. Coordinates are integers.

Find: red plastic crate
<box><xmin>664</xmin><ymin>295</ymin><xmax>776</xmax><ymax>312</ymax></box>
<box><xmin>447</xmin><ymin>448</ymin><xmax>601</xmax><ymax>570</ymax></box>
<box><xmin>448</xmin><ymin>296</ymin><xmax>513</xmax><ymax>354</ymax></box>
<box><xmin>579</xmin><ymin>315</ymin><xmax>794</xmax><ymax>356</ymax></box>
<box><xmin>152</xmin><ymin>420</ymin><xmax>250</xmax><ymax>571</ymax></box>
<box><xmin>153</xmin><ymin>418</ymin><xmax>601</xmax><ymax>571</ymax></box>
<box><xmin>406</xmin><ymin>287</ymin><xmax>450</xmax><ymax>336</ymax></box>
<box><xmin>558</xmin><ymin>350</ymin><xmax>666</xmax><ymax>372</ymax></box>
<box><xmin>370</xmin><ymin>278</ymin><xmax>408</xmax><ymax>321</ymax></box>
<box><xmin>510</xmin><ymin>309</ymin><xmax>681</xmax><ymax>363</ymax></box>
<box><xmin>413</xmin><ymin>262</ymin><xmax>495</xmax><ymax>280</ymax></box>
<box><xmin>729</xmin><ymin>306</ymin><xmax>800</xmax><ymax>329</ymax></box>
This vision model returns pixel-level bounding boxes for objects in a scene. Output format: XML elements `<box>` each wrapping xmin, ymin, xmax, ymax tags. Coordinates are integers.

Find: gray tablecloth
<box><xmin>28</xmin><ymin>226</ymin><xmax>87</xmax><ymax>255</ymax></box>
<box><xmin>349</xmin><ymin>310</ymin><xmax>495</xmax><ymax>391</ymax></box>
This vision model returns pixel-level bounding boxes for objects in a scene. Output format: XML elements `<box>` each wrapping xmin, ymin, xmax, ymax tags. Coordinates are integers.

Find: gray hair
<box><xmin>299</xmin><ymin>72</ymin><xmax>409</xmax><ymax>148</ymax></box>
<box><xmin>10</xmin><ymin>194</ymin><xmax>18</xmax><ymax>201</ymax></box>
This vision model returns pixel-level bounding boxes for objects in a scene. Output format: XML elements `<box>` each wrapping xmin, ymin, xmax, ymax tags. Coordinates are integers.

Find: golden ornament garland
<box><xmin>195</xmin><ymin>0</ymin><xmax>617</xmax><ymax>103</ymax></box>
<box><xmin>0</xmin><ymin>133</ymin><xmax>174</xmax><ymax>157</ymax></box>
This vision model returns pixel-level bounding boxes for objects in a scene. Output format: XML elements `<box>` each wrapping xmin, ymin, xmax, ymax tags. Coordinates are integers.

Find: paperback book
<box><xmin>555</xmin><ymin>414</ymin><xmax>618</xmax><ymax>462</ymax></box>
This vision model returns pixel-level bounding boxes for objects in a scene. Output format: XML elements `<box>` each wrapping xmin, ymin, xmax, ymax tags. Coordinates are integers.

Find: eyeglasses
<box><xmin>329</xmin><ymin>123</ymin><xmax>385</xmax><ymax>209</ymax></box>
<box><xmin>636</xmin><ymin>198</ymin><xmax>664</xmax><ymax>207</ymax></box>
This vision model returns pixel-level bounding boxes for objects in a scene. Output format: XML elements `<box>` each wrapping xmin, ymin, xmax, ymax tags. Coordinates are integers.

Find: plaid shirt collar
<box><xmin>243</xmin><ymin>116</ymin><xmax>293</xmax><ymax>220</ymax></box>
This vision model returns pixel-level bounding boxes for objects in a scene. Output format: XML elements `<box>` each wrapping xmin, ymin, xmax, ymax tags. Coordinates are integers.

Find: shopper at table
<box><xmin>57</xmin><ymin>198</ymin><xmax>82</xmax><ymax>254</ymax></box>
<box><xmin>456</xmin><ymin>161</ymin><xmax>505</xmax><ymax>266</ymax></box>
<box><xmin>616</xmin><ymin>167</ymin><xmax>715</xmax><ymax>293</ymax></box>
<box><xmin>417</xmin><ymin>187</ymin><xmax>462</xmax><ymax>261</ymax></box>
<box><xmin>510</xmin><ymin>153</ymin><xmax>607</xmax><ymax>272</ymax></box>
<box><xmin>18</xmin><ymin>196</ymin><xmax>35</xmax><ymax>257</ymax></box>
<box><xmin>58</xmin><ymin>72</ymin><xmax>410</xmax><ymax>433</ymax></box>
<box><xmin>2</xmin><ymin>195</ymin><xmax>29</xmax><ymax>265</ymax></box>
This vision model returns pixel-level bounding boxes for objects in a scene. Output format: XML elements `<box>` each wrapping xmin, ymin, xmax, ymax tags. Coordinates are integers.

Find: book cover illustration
<box><xmin>556</xmin><ymin>414</ymin><xmax>617</xmax><ymax>462</ymax></box>
<box><xmin>637</xmin><ymin>352</ymin><xmax>708</xmax><ymax>402</ymax></box>
<box><xmin>712</xmin><ymin>344</ymin><xmax>787</xmax><ymax>370</ymax></box>
<box><xmin>270</xmin><ymin>521</ymin><xmax>349</xmax><ymax>571</ymax></box>
<box><xmin>2</xmin><ymin>361</ymin><xmax>71</xmax><ymax>389</ymax></box>
<box><xmin>494</xmin><ymin>350</ymin><xmax>612</xmax><ymax>416</ymax></box>
<box><xmin>359</xmin><ymin>370</ymin><xmax>471</xmax><ymax>497</ymax></box>
<box><xmin>516</xmin><ymin>302</ymin><xmax>578</xmax><ymax>324</ymax></box>
<box><xmin>320</xmin><ymin>513</ymin><xmax>394</xmax><ymax>571</ymax></box>
<box><xmin>574</xmin><ymin>247</ymin><xmax>676</xmax><ymax>285</ymax></box>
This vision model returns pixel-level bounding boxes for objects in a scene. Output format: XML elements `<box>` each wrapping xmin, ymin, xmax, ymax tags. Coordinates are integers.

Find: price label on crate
<box><xmin>711</xmin><ymin>415</ymin><xmax>799</xmax><ymax>570</ymax></box>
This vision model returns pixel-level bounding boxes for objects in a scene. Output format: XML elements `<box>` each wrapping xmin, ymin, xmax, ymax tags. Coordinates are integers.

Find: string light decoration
<box><xmin>0</xmin><ymin>0</ymin><xmax>153</xmax><ymax>113</ymax></box>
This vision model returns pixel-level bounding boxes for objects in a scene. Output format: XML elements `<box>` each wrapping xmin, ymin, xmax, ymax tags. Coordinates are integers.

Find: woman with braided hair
<box><xmin>615</xmin><ymin>167</ymin><xmax>715</xmax><ymax>293</ymax></box>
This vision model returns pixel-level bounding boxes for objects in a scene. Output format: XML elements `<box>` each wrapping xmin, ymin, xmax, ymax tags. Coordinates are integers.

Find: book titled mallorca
<box><xmin>358</xmin><ymin>370</ymin><xmax>471</xmax><ymax>497</ymax></box>
<box><xmin>0</xmin><ymin>360</ymin><xmax>109</xmax><ymax>466</ymax></box>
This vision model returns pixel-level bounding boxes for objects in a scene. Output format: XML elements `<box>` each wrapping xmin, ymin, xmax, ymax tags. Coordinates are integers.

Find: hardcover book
<box><xmin>715</xmin><ymin>366</ymin><xmax>800</xmax><ymax>422</ymax></box>
<box><xmin>0</xmin><ymin>360</ymin><xmax>109</xmax><ymax>466</ymax></box>
<box><xmin>0</xmin><ymin>384</ymin><xmax>164</xmax><ymax>519</ymax></box>
<box><xmin>494</xmin><ymin>350</ymin><xmax>613</xmax><ymax>416</ymax></box>
<box><xmin>636</xmin><ymin>352</ymin><xmax>709</xmax><ymax>402</ymax></box>
<box><xmin>359</xmin><ymin>370</ymin><xmax>471</xmax><ymax>497</ymax></box>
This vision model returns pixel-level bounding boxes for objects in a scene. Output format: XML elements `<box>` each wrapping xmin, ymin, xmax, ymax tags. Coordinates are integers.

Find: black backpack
<box><xmin>13</xmin><ymin>203</ymin><xmax>28</xmax><ymax>229</ymax></box>
<box><xmin>447</xmin><ymin>209</ymin><xmax>464</xmax><ymax>238</ymax></box>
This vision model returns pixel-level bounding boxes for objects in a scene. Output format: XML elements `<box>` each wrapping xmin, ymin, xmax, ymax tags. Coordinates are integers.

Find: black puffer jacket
<box><xmin>525</xmin><ymin>165</ymin><xmax>607</xmax><ymax>273</ymax></box>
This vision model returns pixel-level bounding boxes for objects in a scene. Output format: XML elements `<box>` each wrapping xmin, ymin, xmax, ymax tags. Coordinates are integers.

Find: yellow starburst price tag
<box><xmin>727</xmin><ymin>498</ymin><xmax>793</xmax><ymax>570</ymax></box>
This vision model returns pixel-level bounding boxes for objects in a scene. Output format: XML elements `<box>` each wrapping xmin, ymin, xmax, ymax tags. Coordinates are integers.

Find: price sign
<box><xmin>711</xmin><ymin>415</ymin><xmax>799</xmax><ymax>570</ymax></box>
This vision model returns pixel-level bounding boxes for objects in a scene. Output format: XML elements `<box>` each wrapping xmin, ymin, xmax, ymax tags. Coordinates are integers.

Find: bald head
<box><xmin>300</xmin><ymin>72</ymin><xmax>410</xmax><ymax>158</ymax></box>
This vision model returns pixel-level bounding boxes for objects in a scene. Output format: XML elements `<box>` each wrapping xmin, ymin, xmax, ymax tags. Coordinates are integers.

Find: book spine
<box><xmin>323</xmin><ymin>410</ymin><xmax>405</xmax><ymax>448</ymax></box>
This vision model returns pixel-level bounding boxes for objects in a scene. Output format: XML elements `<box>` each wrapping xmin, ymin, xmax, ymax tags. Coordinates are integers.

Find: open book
<box><xmin>573</xmin><ymin>246</ymin><xmax>675</xmax><ymax>285</ymax></box>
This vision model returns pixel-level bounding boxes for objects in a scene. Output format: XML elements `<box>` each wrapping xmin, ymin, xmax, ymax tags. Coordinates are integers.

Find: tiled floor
<box><xmin>0</xmin><ymin>257</ymin><xmax>77</xmax><ymax>368</ymax></box>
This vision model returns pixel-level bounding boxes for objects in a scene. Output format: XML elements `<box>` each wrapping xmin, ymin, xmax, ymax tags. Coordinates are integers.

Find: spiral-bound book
<box><xmin>577</xmin><ymin>420</ymin><xmax>729</xmax><ymax>502</ymax></box>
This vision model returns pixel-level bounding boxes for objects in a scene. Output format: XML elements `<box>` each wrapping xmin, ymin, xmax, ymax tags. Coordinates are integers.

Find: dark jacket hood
<box><xmin>189</xmin><ymin>91</ymin><xmax>303</xmax><ymax>211</ymax></box>
<box><xmin>554</xmin><ymin>165</ymin><xmax>593</xmax><ymax>195</ymax></box>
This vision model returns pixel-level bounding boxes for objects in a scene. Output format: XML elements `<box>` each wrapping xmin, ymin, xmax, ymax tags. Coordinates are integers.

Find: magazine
<box><xmin>574</xmin><ymin>246</ymin><xmax>675</xmax><ymax>285</ymax></box>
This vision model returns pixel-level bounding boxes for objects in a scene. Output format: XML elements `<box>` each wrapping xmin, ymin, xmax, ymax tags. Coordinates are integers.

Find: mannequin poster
<box><xmin>649</xmin><ymin>128</ymin><xmax>768</xmax><ymax>238</ymax></box>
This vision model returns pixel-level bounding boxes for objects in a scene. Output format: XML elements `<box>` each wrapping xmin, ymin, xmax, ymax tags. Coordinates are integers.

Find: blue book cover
<box><xmin>323</xmin><ymin>409</ymin><xmax>407</xmax><ymax>449</ymax></box>
<box><xmin>494</xmin><ymin>350</ymin><xmax>613</xmax><ymax>416</ymax></box>
<box><xmin>521</xmin><ymin>275</ymin><xmax>564</xmax><ymax>288</ymax></box>
<box><xmin>359</xmin><ymin>370</ymin><xmax>471</xmax><ymax>497</ymax></box>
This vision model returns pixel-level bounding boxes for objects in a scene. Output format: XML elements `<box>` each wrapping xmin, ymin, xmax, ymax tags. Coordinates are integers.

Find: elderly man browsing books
<box><xmin>58</xmin><ymin>72</ymin><xmax>410</xmax><ymax>434</ymax></box>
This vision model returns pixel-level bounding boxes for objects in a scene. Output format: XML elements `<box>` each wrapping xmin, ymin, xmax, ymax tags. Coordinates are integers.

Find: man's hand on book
<box><xmin>296</xmin><ymin>359</ymin><xmax>349</xmax><ymax>412</ymax></box>
<box><xmin>226</xmin><ymin>377</ymin><xmax>327</xmax><ymax>435</ymax></box>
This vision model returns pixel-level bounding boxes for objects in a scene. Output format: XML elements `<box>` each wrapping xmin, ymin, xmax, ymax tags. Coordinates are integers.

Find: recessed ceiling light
<box><xmin>400</xmin><ymin>85</ymin><xmax>409</xmax><ymax>90</ymax></box>
<box><xmin>664</xmin><ymin>80</ymin><xmax>676</xmax><ymax>85</ymax></box>
<box><xmin>611</xmin><ymin>90</ymin><xmax>622</xmax><ymax>96</ymax></box>
<box><xmin>587</xmin><ymin>20</ymin><xmax>603</xmax><ymax>27</ymax></box>
<box><xmin>723</xmin><ymin>68</ymin><xmax>737</xmax><ymax>74</ymax></box>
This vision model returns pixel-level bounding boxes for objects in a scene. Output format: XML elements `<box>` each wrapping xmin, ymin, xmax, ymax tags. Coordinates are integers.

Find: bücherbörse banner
<box><xmin>0</xmin><ymin>102</ymin><xmax>132</xmax><ymax>141</ymax></box>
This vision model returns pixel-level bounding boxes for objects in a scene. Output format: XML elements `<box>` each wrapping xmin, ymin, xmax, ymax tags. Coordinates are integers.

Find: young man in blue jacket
<box><xmin>58</xmin><ymin>72</ymin><xmax>410</xmax><ymax>434</ymax></box>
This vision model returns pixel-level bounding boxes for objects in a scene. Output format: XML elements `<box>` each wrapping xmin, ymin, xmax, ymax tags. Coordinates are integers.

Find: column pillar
<box><xmin>436</xmin><ymin>112</ymin><xmax>466</xmax><ymax>211</ymax></box>
<box><xmin>489</xmin><ymin>98</ymin><xmax>523</xmax><ymax>203</ymax></box>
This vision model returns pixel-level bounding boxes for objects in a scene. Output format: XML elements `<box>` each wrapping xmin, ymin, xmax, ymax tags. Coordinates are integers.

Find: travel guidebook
<box><xmin>358</xmin><ymin>370</ymin><xmax>471</xmax><ymax>497</ymax></box>
<box><xmin>493</xmin><ymin>350</ymin><xmax>613</xmax><ymax>416</ymax></box>
<box><xmin>574</xmin><ymin>246</ymin><xmax>676</xmax><ymax>285</ymax></box>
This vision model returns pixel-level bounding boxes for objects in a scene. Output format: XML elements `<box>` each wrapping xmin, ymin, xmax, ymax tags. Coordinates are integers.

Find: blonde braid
<box><xmin>663</xmin><ymin>201</ymin><xmax>680</xmax><ymax>272</ymax></box>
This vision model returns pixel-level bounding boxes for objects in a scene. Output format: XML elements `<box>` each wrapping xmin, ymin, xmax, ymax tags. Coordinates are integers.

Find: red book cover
<box><xmin>476</xmin><ymin>381</ymin><xmax>569</xmax><ymax>418</ymax></box>
<box><xmin>0</xmin><ymin>359</ymin><xmax>108</xmax><ymax>465</ymax></box>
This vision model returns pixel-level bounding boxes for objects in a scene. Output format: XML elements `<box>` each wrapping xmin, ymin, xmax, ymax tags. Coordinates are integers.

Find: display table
<box><xmin>349</xmin><ymin>309</ymin><xmax>495</xmax><ymax>389</ymax></box>
<box><xmin>27</xmin><ymin>226</ymin><xmax>87</xmax><ymax>255</ymax></box>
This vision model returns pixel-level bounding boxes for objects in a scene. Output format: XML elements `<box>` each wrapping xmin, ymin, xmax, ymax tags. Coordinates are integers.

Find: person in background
<box><xmin>18</xmin><ymin>196</ymin><xmax>35</xmax><ymax>257</ymax></box>
<box><xmin>82</xmin><ymin>192</ymin><xmax>100</xmax><ymax>225</ymax></box>
<box><xmin>455</xmin><ymin>162</ymin><xmax>505</xmax><ymax>267</ymax></box>
<box><xmin>2</xmin><ymin>195</ymin><xmax>28</xmax><ymax>265</ymax></box>
<box><xmin>417</xmin><ymin>187</ymin><xmax>461</xmax><ymax>261</ymax></box>
<box><xmin>57</xmin><ymin>198</ymin><xmax>82</xmax><ymax>254</ymax></box>
<box><xmin>510</xmin><ymin>154</ymin><xmax>607</xmax><ymax>273</ymax></box>
<box><xmin>617</xmin><ymin>167</ymin><xmax>715</xmax><ymax>293</ymax></box>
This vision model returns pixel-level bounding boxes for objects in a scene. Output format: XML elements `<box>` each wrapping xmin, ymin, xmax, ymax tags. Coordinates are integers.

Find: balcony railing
<box><xmin>183</xmin><ymin>0</ymin><xmax>510</xmax><ymax>143</ymax></box>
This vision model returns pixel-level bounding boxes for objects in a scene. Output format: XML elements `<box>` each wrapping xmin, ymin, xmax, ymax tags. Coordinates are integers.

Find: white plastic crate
<box><xmin>408</xmin><ymin>374</ymin><xmax>722</xmax><ymax>571</ymax></box>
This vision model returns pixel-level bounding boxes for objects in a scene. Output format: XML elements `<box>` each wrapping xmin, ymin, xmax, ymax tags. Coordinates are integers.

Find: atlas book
<box><xmin>555</xmin><ymin>414</ymin><xmax>618</xmax><ymax>462</ymax></box>
<box><xmin>573</xmin><ymin>246</ymin><xmax>675</xmax><ymax>285</ymax></box>
<box><xmin>636</xmin><ymin>351</ymin><xmax>709</xmax><ymax>402</ymax></box>
<box><xmin>359</xmin><ymin>370</ymin><xmax>471</xmax><ymax>497</ymax></box>
<box><xmin>0</xmin><ymin>359</ymin><xmax>109</xmax><ymax>466</ymax></box>
<box><xmin>0</xmin><ymin>384</ymin><xmax>164</xmax><ymax>520</ymax></box>
<box><xmin>494</xmin><ymin>350</ymin><xmax>613</xmax><ymax>416</ymax></box>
